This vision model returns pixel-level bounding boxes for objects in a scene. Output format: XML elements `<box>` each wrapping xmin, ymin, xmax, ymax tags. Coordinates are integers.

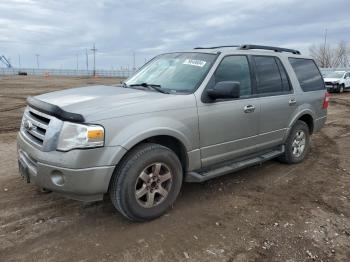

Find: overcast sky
<box><xmin>0</xmin><ymin>0</ymin><xmax>349</xmax><ymax>69</ymax></box>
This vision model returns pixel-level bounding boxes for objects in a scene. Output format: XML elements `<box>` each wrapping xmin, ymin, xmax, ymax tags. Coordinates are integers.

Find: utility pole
<box><xmin>18</xmin><ymin>54</ymin><xmax>21</xmax><ymax>68</ymax></box>
<box><xmin>322</xmin><ymin>28</ymin><xmax>328</xmax><ymax>67</ymax></box>
<box><xmin>35</xmin><ymin>54</ymin><xmax>40</xmax><ymax>69</ymax></box>
<box><xmin>132</xmin><ymin>51</ymin><xmax>136</xmax><ymax>71</ymax></box>
<box><xmin>76</xmin><ymin>53</ymin><xmax>79</xmax><ymax>71</ymax></box>
<box><xmin>85</xmin><ymin>48</ymin><xmax>89</xmax><ymax>71</ymax></box>
<box><xmin>91</xmin><ymin>43</ymin><xmax>97</xmax><ymax>76</ymax></box>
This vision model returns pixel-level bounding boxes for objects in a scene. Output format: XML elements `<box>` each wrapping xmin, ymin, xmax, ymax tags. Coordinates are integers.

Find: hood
<box><xmin>35</xmin><ymin>85</ymin><xmax>195</xmax><ymax>121</ymax></box>
<box><xmin>324</xmin><ymin>78</ymin><xmax>340</xmax><ymax>82</ymax></box>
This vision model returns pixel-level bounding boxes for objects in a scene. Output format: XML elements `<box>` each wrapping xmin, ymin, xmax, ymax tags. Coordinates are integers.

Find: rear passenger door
<box><xmin>252</xmin><ymin>56</ymin><xmax>296</xmax><ymax>151</ymax></box>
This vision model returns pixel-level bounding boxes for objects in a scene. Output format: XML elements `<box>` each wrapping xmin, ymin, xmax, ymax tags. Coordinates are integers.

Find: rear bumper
<box><xmin>314</xmin><ymin>116</ymin><xmax>327</xmax><ymax>133</ymax></box>
<box><xmin>17</xmin><ymin>132</ymin><xmax>126</xmax><ymax>201</ymax></box>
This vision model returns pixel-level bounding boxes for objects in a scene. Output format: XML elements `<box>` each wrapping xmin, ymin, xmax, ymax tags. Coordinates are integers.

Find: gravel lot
<box><xmin>0</xmin><ymin>76</ymin><xmax>350</xmax><ymax>261</ymax></box>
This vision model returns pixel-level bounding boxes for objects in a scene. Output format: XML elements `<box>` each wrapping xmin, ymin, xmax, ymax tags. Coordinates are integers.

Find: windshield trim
<box><xmin>125</xmin><ymin>52</ymin><xmax>220</xmax><ymax>94</ymax></box>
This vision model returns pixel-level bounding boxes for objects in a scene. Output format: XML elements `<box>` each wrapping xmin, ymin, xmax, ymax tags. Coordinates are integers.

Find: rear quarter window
<box><xmin>288</xmin><ymin>58</ymin><xmax>325</xmax><ymax>92</ymax></box>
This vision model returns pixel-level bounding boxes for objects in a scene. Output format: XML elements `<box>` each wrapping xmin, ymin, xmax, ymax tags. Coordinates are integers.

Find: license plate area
<box><xmin>18</xmin><ymin>159</ymin><xmax>30</xmax><ymax>183</ymax></box>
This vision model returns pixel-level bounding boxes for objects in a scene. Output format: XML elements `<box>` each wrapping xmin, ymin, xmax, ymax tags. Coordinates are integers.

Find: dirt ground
<box><xmin>0</xmin><ymin>76</ymin><xmax>349</xmax><ymax>262</ymax></box>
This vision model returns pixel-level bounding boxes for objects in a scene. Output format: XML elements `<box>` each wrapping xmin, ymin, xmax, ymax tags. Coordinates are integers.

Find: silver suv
<box><xmin>17</xmin><ymin>45</ymin><xmax>328</xmax><ymax>221</ymax></box>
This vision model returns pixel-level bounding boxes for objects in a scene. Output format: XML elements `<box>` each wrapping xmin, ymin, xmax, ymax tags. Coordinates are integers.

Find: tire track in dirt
<box><xmin>0</xmin><ymin>105</ymin><xmax>26</xmax><ymax>113</ymax></box>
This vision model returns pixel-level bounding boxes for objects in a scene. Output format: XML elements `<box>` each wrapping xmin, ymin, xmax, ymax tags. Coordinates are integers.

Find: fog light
<box><xmin>51</xmin><ymin>171</ymin><xmax>65</xmax><ymax>186</ymax></box>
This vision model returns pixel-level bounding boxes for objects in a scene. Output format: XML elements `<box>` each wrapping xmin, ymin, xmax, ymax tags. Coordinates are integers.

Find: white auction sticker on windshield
<box><xmin>183</xmin><ymin>59</ymin><xmax>207</xmax><ymax>67</ymax></box>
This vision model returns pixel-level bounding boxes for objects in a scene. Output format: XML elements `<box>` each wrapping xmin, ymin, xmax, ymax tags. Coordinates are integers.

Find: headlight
<box><xmin>332</xmin><ymin>81</ymin><xmax>339</xmax><ymax>84</ymax></box>
<box><xmin>57</xmin><ymin>122</ymin><xmax>104</xmax><ymax>151</ymax></box>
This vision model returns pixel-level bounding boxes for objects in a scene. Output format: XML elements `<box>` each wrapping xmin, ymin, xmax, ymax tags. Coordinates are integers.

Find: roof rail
<box><xmin>239</xmin><ymin>44</ymin><xmax>301</xmax><ymax>55</ymax></box>
<box><xmin>194</xmin><ymin>45</ymin><xmax>239</xmax><ymax>49</ymax></box>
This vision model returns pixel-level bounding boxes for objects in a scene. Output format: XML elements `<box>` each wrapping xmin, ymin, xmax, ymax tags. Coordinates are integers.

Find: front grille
<box><xmin>325</xmin><ymin>82</ymin><xmax>335</xmax><ymax>86</ymax></box>
<box><xmin>21</xmin><ymin>107</ymin><xmax>52</xmax><ymax>148</ymax></box>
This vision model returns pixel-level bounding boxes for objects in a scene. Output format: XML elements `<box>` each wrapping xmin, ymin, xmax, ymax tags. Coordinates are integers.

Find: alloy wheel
<box><xmin>135</xmin><ymin>163</ymin><xmax>172</xmax><ymax>208</ymax></box>
<box><xmin>291</xmin><ymin>130</ymin><xmax>306</xmax><ymax>158</ymax></box>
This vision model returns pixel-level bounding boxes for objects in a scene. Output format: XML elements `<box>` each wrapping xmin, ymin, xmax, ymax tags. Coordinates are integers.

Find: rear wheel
<box><xmin>109</xmin><ymin>143</ymin><xmax>183</xmax><ymax>221</ymax></box>
<box><xmin>279</xmin><ymin>120</ymin><xmax>310</xmax><ymax>164</ymax></box>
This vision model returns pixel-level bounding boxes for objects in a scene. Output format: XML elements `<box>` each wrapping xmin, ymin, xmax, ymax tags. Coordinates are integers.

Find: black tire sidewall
<box><xmin>112</xmin><ymin>144</ymin><xmax>183</xmax><ymax>221</ymax></box>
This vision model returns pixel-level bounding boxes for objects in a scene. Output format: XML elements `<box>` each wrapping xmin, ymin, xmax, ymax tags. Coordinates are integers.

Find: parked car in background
<box><xmin>17</xmin><ymin>44</ymin><xmax>328</xmax><ymax>221</ymax></box>
<box><xmin>324</xmin><ymin>71</ymin><xmax>350</xmax><ymax>93</ymax></box>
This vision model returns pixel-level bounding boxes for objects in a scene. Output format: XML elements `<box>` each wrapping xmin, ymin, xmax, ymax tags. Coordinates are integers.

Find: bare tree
<box><xmin>310</xmin><ymin>41</ymin><xmax>350</xmax><ymax>68</ymax></box>
<box><xmin>333</xmin><ymin>41</ymin><xmax>349</xmax><ymax>67</ymax></box>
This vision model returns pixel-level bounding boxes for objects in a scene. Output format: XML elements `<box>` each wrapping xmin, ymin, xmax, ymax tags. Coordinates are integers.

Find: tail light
<box><xmin>322</xmin><ymin>92</ymin><xmax>331</xmax><ymax>109</ymax></box>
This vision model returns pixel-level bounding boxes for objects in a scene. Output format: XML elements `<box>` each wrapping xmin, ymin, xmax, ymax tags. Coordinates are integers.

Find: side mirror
<box><xmin>207</xmin><ymin>81</ymin><xmax>240</xmax><ymax>100</ymax></box>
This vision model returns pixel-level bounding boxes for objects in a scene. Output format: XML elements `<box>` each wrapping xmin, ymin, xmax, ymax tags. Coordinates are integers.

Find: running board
<box><xmin>185</xmin><ymin>147</ymin><xmax>284</xmax><ymax>183</ymax></box>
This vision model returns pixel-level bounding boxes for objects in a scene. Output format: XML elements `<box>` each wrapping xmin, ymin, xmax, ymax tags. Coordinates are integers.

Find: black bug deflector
<box><xmin>27</xmin><ymin>96</ymin><xmax>85</xmax><ymax>123</ymax></box>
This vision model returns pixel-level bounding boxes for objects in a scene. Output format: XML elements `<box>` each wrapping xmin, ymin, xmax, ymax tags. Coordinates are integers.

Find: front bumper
<box><xmin>326</xmin><ymin>85</ymin><xmax>339</xmax><ymax>92</ymax></box>
<box><xmin>17</xmin><ymin>132</ymin><xmax>127</xmax><ymax>201</ymax></box>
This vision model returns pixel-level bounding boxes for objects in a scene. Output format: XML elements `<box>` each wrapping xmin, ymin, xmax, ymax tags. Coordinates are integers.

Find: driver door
<box><xmin>196</xmin><ymin>55</ymin><xmax>260</xmax><ymax>168</ymax></box>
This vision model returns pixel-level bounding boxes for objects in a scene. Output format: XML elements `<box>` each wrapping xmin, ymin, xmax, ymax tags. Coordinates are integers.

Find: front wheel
<box><xmin>279</xmin><ymin>120</ymin><xmax>310</xmax><ymax>164</ymax></box>
<box><xmin>339</xmin><ymin>84</ymin><xmax>344</xmax><ymax>93</ymax></box>
<box><xmin>109</xmin><ymin>143</ymin><xmax>183</xmax><ymax>221</ymax></box>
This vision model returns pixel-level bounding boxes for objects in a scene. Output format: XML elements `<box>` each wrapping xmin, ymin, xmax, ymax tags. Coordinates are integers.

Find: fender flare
<box><xmin>283</xmin><ymin>109</ymin><xmax>315</xmax><ymax>142</ymax></box>
<box><xmin>121</xmin><ymin>127</ymin><xmax>192</xmax><ymax>151</ymax></box>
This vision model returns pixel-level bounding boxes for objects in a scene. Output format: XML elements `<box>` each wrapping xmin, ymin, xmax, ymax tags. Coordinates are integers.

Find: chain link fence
<box><xmin>1</xmin><ymin>67</ymin><xmax>348</xmax><ymax>78</ymax></box>
<box><xmin>0</xmin><ymin>67</ymin><xmax>135</xmax><ymax>78</ymax></box>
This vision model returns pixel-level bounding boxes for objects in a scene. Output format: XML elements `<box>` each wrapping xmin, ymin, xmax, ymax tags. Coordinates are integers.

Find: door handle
<box><xmin>244</xmin><ymin>105</ymin><xmax>255</xmax><ymax>113</ymax></box>
<box><xmin>289</xmin><ymin>98</ymin><xmax>297</xmax><ymax>105</ymax></box>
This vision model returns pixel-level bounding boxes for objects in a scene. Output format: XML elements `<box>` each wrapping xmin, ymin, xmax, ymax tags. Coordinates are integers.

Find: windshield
<box><xmin>325</xmin><ymin>72</ymin><xmax>345</xmax><ymax>78</ymax></box>
<box><xmin>125</xmin><ymin>52</ymin><xmax>217</xmax><ymax>93</ymax></box>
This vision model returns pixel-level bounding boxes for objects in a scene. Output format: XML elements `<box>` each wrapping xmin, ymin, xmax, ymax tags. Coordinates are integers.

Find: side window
<box><xmin>253</xmin><ymin>56</ymin><xmax>285</xmax><ymax>94</ymax></box>
<box><xmin>214</xmin><ymin>56</ymin><xmax>252</xmax><ymax>96</ymax></box>
<box><xmin>288</xmin><ymin>58</ymin><xmax>325</xmax><ymax>92</ymax></box>
<box><xmin>275</xmin><ymin>58</ymin><xmax>291</xmax><ymax>91</ymax></box>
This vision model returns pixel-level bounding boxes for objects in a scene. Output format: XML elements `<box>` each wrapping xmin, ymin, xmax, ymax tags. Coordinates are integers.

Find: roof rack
<box><xmin>194</xmin><ymin>45</ymin><xmax>239</xmax><ymax>50</ymax></box>
<box><xmin>239</xmin><ymin>44</ymin><xmax>301</xmax><ymax>55</ymax></box>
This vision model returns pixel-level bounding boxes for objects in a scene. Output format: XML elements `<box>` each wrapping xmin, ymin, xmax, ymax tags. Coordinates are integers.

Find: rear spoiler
<box><xmin>27</xmin><ymin>96</ymin><xmax>85</xmax><ymax>123</ymax></box>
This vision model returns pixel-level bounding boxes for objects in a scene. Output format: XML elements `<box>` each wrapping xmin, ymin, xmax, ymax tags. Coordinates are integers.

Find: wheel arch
<box><xmin>112</xmin><ymin>133</ymin><xmax>189</xmax><ymax>173</ymax></box>
<box><xmin>297</xmin><ymin>114</ymin><xmax>314</xmax><ymax>134</ymax></box>
<box><xmin>284</xmin><ymin>110</ymin><xmax>315</xmax><ymax>142</ymax></box>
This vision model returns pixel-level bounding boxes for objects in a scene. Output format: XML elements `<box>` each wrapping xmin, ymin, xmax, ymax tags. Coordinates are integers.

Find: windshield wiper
<box><xmin>129</xmin><ymin>83</ymin><xmax>169</xmax><ymax>94</ymax></box>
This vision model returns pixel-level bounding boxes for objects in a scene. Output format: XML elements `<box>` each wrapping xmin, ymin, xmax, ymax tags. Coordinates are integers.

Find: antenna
<box><xmin>91</xmin><ymin>43</ymin><xmax>97</xmax><ymax>77</ymax></box>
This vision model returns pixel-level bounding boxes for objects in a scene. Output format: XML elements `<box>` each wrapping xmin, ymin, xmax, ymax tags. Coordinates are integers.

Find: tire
<box><xmin>278</xmin><ymin>120</ymin><xmax>310</xmax><ymax>164</ymax></box>
<box><xmin>339</xmin><ymin>84</ymin><xmax>344</xmax><ymax>93</ymax></box>
<box><xmin>109</xmin><ymin>143</ymin><xmax>183</xmax><ymax>221</ymax></box>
